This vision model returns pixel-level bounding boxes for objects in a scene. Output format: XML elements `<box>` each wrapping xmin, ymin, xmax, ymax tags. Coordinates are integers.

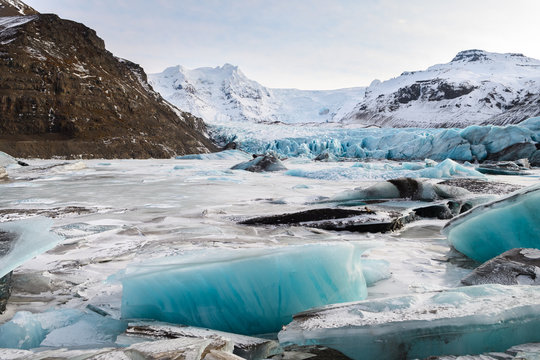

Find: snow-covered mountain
<box><xmin>150</xmin><ymin>50</ymin><xmax>540</xmax><ymax>129</ymax></box>
<box><xmin>148</xmin><ymin>64</ymin><xmax>365</xmax><ymax>125</ymax></box>
<box><xmin>343</xmin><ymin>50</ymin><xmax>540</xmax><ymax>128</ymax></box>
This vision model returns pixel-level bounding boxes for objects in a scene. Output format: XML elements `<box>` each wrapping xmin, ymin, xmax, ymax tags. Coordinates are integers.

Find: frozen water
<box><xmin>119</xmin><ymin>243</ymin><xmax>367</xmax><ymax>335</ymax></box>
<box><xmin>443</xmin><ymin>183</ymin><xmax>540</xmax><ymax>262</ymax></box>
<box><xmin>176</xmin><ymin>150</ymin><xmax>252</xmax><ymax>161</ymax></box>
<box><xmin>279</xmin><ymin>284</ymin><xmax>540</xmax><ymax>360</ymax></box>
<box><xmin>209</xmin><ymin>118</ymin><xmax>539</xmax><ymax>162</ymax></box>
<box><xmin>0</xmin><ymin>309</ymin><xmax>126</xmax><ymax>349</ymax></box>
<box><xmin>0</xmin><ymin>217</ymin><xmax>63</xmax><ymax>278</ymax></box>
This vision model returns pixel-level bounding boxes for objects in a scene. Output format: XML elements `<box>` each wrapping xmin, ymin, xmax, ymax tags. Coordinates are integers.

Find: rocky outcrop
<box><xmin>0</xmin><ymin>1</ymin><xmax>217</xmax><ymax>158</ymax></box>
<box><xmin>462</xmin><ymin>248</ymin><xmax>540</xmax><ymax>286</ymax></box>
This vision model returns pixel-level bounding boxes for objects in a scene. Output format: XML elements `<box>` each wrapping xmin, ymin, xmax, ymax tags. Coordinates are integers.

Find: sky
<box><xmin>23</xmin><ymin>0</ymin><xmax>540</xmax><ymax>90</ymax></box>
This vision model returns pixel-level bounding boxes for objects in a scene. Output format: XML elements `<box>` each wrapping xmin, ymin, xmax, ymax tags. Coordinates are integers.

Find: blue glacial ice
<box><xmin>209</xmin><ymin>117</ymin><xmax>540</xmax><ymax>161</ymax></box>
<box><xmin>286</xmin><ymin>159</ymin><xmax>484</xmax><ymax>181</ymax></box>
<box><xmin>279</xmin><ymin>284</ymin><xmax>540</xmax><ymax>360</ymax></box>
<box><xmin>442</xmin><ymin>183</ymin><xmax>540</xmax><ymax>262</ymax></box>
<box><xmin>0</xmin><ymin>309</ymin><xmax>127</xmax><ymax>349</ymax></box>
<box><xmin>0</xmin><ymin>217</ymin><xmax>63</xmax><ymax>278</ymax></box>
<box><xmin>118</xmin><ymin>243</ymin><xmax>367</xmax><ymax>335</ymax></box>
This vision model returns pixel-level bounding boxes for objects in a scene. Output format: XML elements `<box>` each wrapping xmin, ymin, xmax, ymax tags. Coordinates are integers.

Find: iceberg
<box><xmin>279</xmin><ymin>285</ymin><xmax>540</xmax><ymax>360</ymax></box>
<box><xmin>119</xmin><ymin>243</ymin><xmax>367</xmax><ymax>335</ymax></box>
<box><xmin>442</xmin><ymin>183</ymin><xmax>540</xmax><ymax>262</ymax></box>
<box><xmin>231</xmin><ymin>153</ymin><xmax>287</xmax><ymax>172</ymax></box>
<box><xmin>0</xmin><ymin>309</ymin><xmax>127</xmax><ymax>349</ymax></box>
<box><xmin>0</xmin><ymin>217</ymin><xmax>63</xmax><ymax>278</ymax></box>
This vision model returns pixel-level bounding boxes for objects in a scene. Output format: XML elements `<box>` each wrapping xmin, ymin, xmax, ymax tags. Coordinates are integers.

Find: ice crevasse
<box><xmin>442</xmin><ymin>183</ymin><xmax>540</xmax><ymax>262</ymax></box>
<box><xmin>118</xmin><ymin>242</ymin><xmax>368</xmax><ymax>335</ymax></box>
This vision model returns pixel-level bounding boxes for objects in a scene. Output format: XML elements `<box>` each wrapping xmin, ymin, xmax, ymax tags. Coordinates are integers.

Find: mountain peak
<box><xmin>451</xmin><ymin>49</ymin><xmax>528</xmax><ymax>63</ymax></box>
<box><xmin>451</xmin><ymin>49</ymin><xmax>491</xmax><ymax>62</ymax></box>
<box><xmin>0</xmin><ymin>0</ymin><xmax>39</xmax><ymax>16</ymax></box>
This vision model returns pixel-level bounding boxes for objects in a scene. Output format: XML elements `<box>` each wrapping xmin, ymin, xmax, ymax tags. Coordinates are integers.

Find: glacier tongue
<box><xmin>279</xmin><ymin>284</ymin><xmax>540</xmax><ymax>360</ymax></box>
<box><xmin>442</xmin><ymin>183</ymin><xmax>540</xmax><ymax>262</ymax></box>
<box><xmin>209</xmin><ymin>117</ymin><xmax>539</xmax><ymax>163</ymax></box>
<box><xmin>118</xmin><ymin>243</ymin><xmax>368</xmax><ymax>335</ymax></box>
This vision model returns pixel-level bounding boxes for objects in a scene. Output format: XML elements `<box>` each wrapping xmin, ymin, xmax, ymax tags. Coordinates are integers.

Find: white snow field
<box><xmin>0</xmin><ymin>151</ymin><xmax>539</xmax><ymax>358</ymax></box>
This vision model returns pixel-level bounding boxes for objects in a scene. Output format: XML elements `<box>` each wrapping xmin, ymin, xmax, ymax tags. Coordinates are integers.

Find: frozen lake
<box><xmin>0</xmin><ymin>156</ymin><xmax>539</xmax><ymax>356</ymax></box>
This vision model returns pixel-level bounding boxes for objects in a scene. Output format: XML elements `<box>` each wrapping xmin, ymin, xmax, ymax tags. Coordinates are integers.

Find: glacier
<box><xmin>279</xmin><ymin>284</ymin><xmax>540</xmax><ymax>360</ymax></box>
<box><xmin>209</xmin><ymin>117</ymin><xmax>540</xmax><ymax>162</ymax></box>
<box><xmin>442</xmin><ymin>183</ymin><xmax>540</xmax><ymax>262</ymax></box>
<box><xmin>0</xmin><ymin>309</ymin><xmax>126</xmax><ymax>349</ymax></box>
<box><xmin>118</xmin><ymin>243</ymin><xmax>367</xmax><ymax>335</ymax></box>
<box><xmin>0</xmin><ymin>217</ymin><xmax>63</xmax><ymax>278</ymax></box>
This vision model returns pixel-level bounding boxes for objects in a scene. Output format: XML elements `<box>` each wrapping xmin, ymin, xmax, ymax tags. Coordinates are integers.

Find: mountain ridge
<box><xmin>152</xmin><ymin>50</ymin><xmax>540</xmax><ymax>129</ymax></box>
<box><xmin>0</xmin><ymin>0</ymin><xmax>216</xmax><ymax>158</ymax></box>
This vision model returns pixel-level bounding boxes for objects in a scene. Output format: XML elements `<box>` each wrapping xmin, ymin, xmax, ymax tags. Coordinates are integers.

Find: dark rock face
<box><xmin>240</xmin><ymin>207</ymin><xmax>413</xmax><ymax>233</ymax></box>
<box><xmin>0</xmin><ymin>0</ymin><xmax>38</xmax><ymax>16</ymax></box>
<box><xmin>461</xmin><ymin>248</ymin><xmax>540</xmax><ymax>286</ymax></box>
<box><xmin>231</xmin><ymin>153</ymin><xmax>287</xmax><ymax>172</ymax></box>
<box><xmin>0</xmin><ymin>5</ymin><xmax>216</xmax><ymax>158</ymax></box>
<box><xmin>271</xmin><ymin>345</ymin><xmax>352</xmax><ymax>360</ymax></box>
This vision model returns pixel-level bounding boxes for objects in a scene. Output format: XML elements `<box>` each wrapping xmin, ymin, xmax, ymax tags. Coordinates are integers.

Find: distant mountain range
<box><xmin>149</xmin><ymin>64</ymin><xmax>365</xmax><ymax>125</ymax></box>
<box><xmin>151</xmin><ymin>50</ymin><xmax>540</xmax><ymax>128</ymax></box>
<box><xmin>0</xmin><ymin>0</ymin><xmax>216</xmax><ymax>158</ymax></box>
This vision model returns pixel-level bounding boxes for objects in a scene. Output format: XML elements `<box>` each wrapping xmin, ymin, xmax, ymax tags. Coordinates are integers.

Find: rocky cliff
<box><xmin>0</xmin><ymin>0</ymin><xmax>216</xmax><ymax>158</ymax></box>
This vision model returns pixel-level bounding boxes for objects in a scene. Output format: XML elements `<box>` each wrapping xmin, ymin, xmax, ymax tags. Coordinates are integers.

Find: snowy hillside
<box><xmin>150</xmin><ymin>50</ymin><xmax>540</xmax><ymax>129</ymax></box>
<box><xmin>148</xmin><ymin>64</ymin><xmax>365</xmax><ymax>125</ymax></box>
<box><xmin>343</xmin><ymin>50</ymin><xmax>540</xmax><ymax>128</ymax></box>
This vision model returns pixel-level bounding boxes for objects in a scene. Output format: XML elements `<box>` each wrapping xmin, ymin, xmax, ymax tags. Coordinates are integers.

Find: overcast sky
<box><xmin>24</xmin><ymin>0</ymin><xmax>540</xmax><ymax>90</ymax></box>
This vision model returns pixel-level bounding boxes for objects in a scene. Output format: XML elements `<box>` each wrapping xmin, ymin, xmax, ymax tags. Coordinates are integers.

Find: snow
<box><xmin>148</xmin><ymin>64</ymin><xmax>365</xmax><ymax>125</ymax></box>
<box><xmin>0</xmin><ymin>217</ymin><xmax>63</xmax><ymax>278</ymax></box>
<box><xmin>118</xmin><ymin>243</ymin><xmax>368</xmax><ymax>335</ymax></box>
<box><xmin>442</xmin><ymin>183</ymin><xmax>540</xmax><ymax>262</ymax></box>
<box><xmin>278</xmin><ymin>284</ymin><xmax>540</xmax><ymax>360</ymax></box>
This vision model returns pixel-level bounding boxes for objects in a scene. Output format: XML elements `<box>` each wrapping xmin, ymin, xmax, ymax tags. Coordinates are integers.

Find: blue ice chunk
<box><xmin>459</xmin><ymin>125</ymin><xmax>491</xmax><ymax>145</ymax></box>
<box><xmin>360</xmin><ymin>259</ymin><xmax>391</xmax><ymax>286</ymax></box>
<box><xmin>118</xmin><ymin>243</ymin><xmax>368</xmax><ymax>335</ymax></box>
<box><xmin>0</xmin><ymin>217</ymin><xmax>63</xmax><ymax>278</ymax></box>
<box><xmin>442</xmin><ymin>183</ymin><xmax>540</xmax><ymax>262</ymax></box>
<box><xmin>279</xmin><ymin>284</ymin><xmax>540</xmax><ymax>360</ymax></box>
<box><xmin>482</xmin><ymin>126</ymin><xmax>535</xmax><ymax>154</ymax></box>
<box><xmin>0</xmin><ymin>151</ymin><xmax>18</xmax><ymax>167</ymax></box>
<box><xmin>176</xmin><ymin>150</ymin><xmax>252</xmax><ymax>161</ymax></box>
<box><xmin>417</xmin><ymin>159</ymin><xmax>484</xmax><ymax>179</ymax></box>
<box><xmin>0</xmin><ymin>309</ymin><xmax>126</xmax><ymax>349</ymax></box>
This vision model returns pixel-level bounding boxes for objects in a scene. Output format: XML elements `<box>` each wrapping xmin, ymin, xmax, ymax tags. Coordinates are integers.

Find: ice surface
<box><xmin>119</xmin><ymin>243</ymin><xmax>367</xmax><ymax>335</ymax></box>
<box><xmin>279</xmin><ymin>284</ymin><xmax>540</xmax><ymax>360</ymax></box>
<box><xmin>0</xmin><ymin>309</ymin><xmax>126</xmax><ymax>349</ymax></box>
<box><xmin>176</xmin><ymin>150</ymin><xmax>252</xmax><ymax>161</ymax></box>
<box><xmin>0</xmin><ymin>217</ymin><xmax>63</xmax><ymax>278</ymax></box>
<box><xmin>209</xmin><ymin>118</ymin><xmax>539</xmax><ymax>162</ymax></box>
<box><xmin>442</xmin><ymin>183</ymin><xmax>540</xmax><ymax>262</ymax></box>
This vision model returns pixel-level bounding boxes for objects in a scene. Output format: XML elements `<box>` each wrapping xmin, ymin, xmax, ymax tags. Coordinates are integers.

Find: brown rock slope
<box><xmin>0</xmin><ymin>0</ymin><xmax>217</xmax><ymax>158</ymax></box>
